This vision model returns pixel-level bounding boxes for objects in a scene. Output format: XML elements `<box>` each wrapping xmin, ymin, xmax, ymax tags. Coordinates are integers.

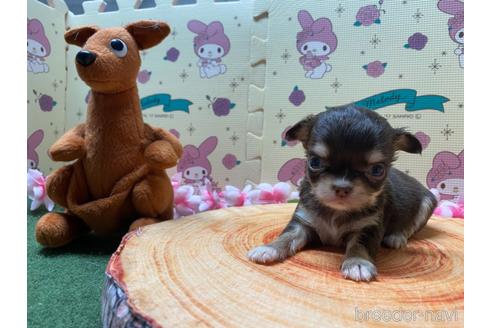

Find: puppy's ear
<box><xmin>125</xmin><ymin>20</ymin><xmax>170</xmax><ymax>50</ymax></box>
<box><xmin>285</xmin><ymin>115</ymin><xmax>316</xmax><ymax>148</ymax></box>
<box><xmin>65</xmin><ymin>26</ymin><xmax>99</xmax><ymax>47</ymax></box>
<box><xmin>393</xmin><ymin>128</ymin><xmax>422</xmax><ymax>154</ymax></box>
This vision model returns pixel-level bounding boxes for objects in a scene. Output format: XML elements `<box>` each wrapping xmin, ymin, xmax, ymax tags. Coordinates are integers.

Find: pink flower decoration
<box><xmin>434</xmin><ymin>200</ymin><xmax>464</xmax><ymax>218</ymax></box>
<box><xmin>222</xmin><ymin>154</ymin><xmax>240</xmax><ymax>170</ymax></box>
<box><xmin>198</xmin><ymin>183</ymin><xmax>225</xmax><ymax>212</ymax></box>
<box><xmin>364</xmin><ymin>61</ymin><xmax>387</xmax><ymax>78</ymax></box>
<box><xmin>173</xmin><ymin>185</ymin><xmax>201</xmax><ymax>219</ymax></box>
<box><xmin>27</xmin><ymin>169</ymin><xmax>54</xmax><ymax>211</ymax></box>
<box><xmin>281</xmin><ymin>126</ymin><xmax>299</xmax><ymax>147</ymax></box>
<box><xmin>171</xmin><ymin>172</ymin><xmax>182</xmax><ymax>190</ymax></box>
<box><xmin>431</xmin><ymin>189</ymin><xmax>464</xmax><ymax>219</ymax></box>
<box><xmin>221</xmin><ymin>185</ymin><xmax>258</xmax><ymax>207</ymax></box>
<box><xmin>256</xmin><ymin>182</ymin><xmax>292</xmax><ymax>204</ymax></box>
<box><xmin>355</xmin><ymin>5</ymin><xmax>381</xmax><ymax>26</ymax></box>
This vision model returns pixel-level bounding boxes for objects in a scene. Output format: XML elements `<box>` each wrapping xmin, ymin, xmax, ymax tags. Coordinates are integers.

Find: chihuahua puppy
<box><xmin>248</xmin><ymin>104</ymin><xmax>437</xmax><ymax>282</ymax></box>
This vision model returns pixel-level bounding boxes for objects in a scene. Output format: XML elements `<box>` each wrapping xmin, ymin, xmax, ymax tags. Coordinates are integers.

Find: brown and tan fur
<box><xmin>248</xmin><ymin>105</ymin><xmax>437</xmax><ymax>282</ymax></box>
<box><xmin>35</xmin><ymin>21</ymin><xmax>182</xmax><ymax>248</ymax></box>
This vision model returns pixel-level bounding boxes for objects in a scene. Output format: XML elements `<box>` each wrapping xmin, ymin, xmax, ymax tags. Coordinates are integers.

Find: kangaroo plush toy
<box><xmin>35</xmin><ymin>20</ymin><xmax>182</xmax><ymax>247</ymax></box>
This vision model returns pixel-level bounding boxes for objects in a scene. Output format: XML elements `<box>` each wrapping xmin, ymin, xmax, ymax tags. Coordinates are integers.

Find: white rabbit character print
<box><xmin>27</xmin><ymin>18</ymin><xmax>51</xmax><ymax>74</ymax></box>
<box><xmin>187</xmin><ymin>20</ymin><xmax>231</xmax><ymax>79</ymax></box>
<box><xmin>438</xmin><ymin>0</ymin><xmax>464</xmax><ymax>68</ymax></box>
<box><xmin>296</xmin><ymin>10</ymin><xmax>338</xmax><ymax>79</ymax></box>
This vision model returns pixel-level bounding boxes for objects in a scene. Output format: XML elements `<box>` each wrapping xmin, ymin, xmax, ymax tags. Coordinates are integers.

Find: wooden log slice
<box><xmin>102</xmin><ymin>204</ymin><xmax>463</xmax><ymax>328</ymax></box>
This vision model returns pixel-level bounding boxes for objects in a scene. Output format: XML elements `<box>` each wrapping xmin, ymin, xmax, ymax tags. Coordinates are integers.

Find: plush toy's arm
<box><xmin>49</xmin><ymin>124</ymin><xmax>86</xmax><ymax>162</ymax></box>
<box><xmin>144</xmin><ymin>124</ymin><xmax>183</xmax><ymax>170</ymax></box>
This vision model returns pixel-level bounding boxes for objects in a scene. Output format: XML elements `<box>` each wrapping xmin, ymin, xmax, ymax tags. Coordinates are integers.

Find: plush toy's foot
<box><xmin>129</xmin><ymin>218</ymin><xmax>161</xmax><ymax>231</ymax></box>
<box><xmin>132</xmin><ymin>173</ymin><xmax>173</xmax><ymax>217</ymax></box>
<box><xmin>35</xmin><ymin>212</ymin><xmax>89</xmax><ymax>248</ymax></box>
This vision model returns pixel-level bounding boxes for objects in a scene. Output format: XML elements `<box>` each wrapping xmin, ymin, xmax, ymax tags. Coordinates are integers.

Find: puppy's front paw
<box><xmin>247</xmin><ymin>246</ymin><xmax>282</xmax><ymax>264</ymax></box>
<box><xmin>383</xmin><ymin>233</ymin><xmax>408</xmax><ymax>249</ymax></box>
<box><xmin>341</xmin><ymin>257</ymin><xmax>377</xmax><ymax>282</ymax></box>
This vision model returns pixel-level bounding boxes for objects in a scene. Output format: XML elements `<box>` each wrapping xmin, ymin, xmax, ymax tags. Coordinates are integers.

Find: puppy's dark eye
<box><xmin>367</xmin><ymin>164</ymin><xmax>385</xmax><ymax>178</ymax></box>
<box><xmin>308</xmin><ymin>157</ymin><xmax>322</xmax><ymax>171</ymax></box>
<box><xmin>110</xmin><ymin>39</ymin><xmax>127</xmax><ymax>58</ymax></box>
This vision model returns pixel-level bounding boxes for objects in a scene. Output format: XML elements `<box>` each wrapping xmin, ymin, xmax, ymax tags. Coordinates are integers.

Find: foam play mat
<box><xmin>102</xmin><ymin>204</ymin><xmax>463</xmax><ymax>327</ymax></box>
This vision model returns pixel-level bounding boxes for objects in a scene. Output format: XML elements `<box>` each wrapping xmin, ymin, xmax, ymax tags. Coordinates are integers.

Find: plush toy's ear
<box><xmin>125</xmin><ymin>20</ymin><xmax>170</xmax><ymax>50</ymax></box>
<box><xmin>64</xmin><ymin>26</ymin><xmax>99</xmax><ymax>47</ymax></box>
<box><xmin>285</xmin><ymin>114</ymin><xmax>317</xmax><ymax>148</ymax></box>
<box><xmin>393</xmin><ymin>128</ymin><xmax>423</xmax><ymax>154</ymax></box>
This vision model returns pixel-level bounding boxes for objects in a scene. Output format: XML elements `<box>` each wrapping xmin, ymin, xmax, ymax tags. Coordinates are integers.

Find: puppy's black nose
<box><xmin>76</xmin><ymin>50</ymin><xmax>96</xmax><ymax>67</ymax></box>
<box><xmin>332</xmin><ymin>184</ymin><xmax>353</xmax><ymax>198</ymax></box>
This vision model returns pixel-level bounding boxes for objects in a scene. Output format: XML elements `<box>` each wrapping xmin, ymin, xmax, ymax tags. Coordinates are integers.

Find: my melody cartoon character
<box><xmin>187</xmin><ymin>20</ymin><xmax>230</xmax><ymax>79</ymax></box>
<box><xmin>438</xmin><ymin>0</ymin><xmax>464</xmax><ymax>68</ymax></box>
<box><xmin>27</xmin><ymin>18</ymin><xmax>51</xmax><ymax>74</ymax></box>
<box><xmin>27</xmin><ymin>129</ymin><xmax>44</xmax><ymax>170</ymax></box>
<box><xmin>277</xmin><ymin>158</ymin><xmax>306</xmax><ymax>187</ymax></box>
<box><xmin>296</xmin><ymin>10</ymin><xmax>337</xmax><ymax>79</ymax></box>
<box><xmin>426</xmin><ymin>150</ymin><xmax>464</xmax><ymax>202</ymax></box>
<box><xmin>177</xmin><ymin>136</ymin><xmax>218</xmax><ymax>189</ymax></box>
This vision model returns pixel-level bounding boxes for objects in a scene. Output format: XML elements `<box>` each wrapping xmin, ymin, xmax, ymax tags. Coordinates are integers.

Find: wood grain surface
<box><xmin>107</xmin><ymin>204</ymin><xmax>464</xmax><ymax>327</ymax></box>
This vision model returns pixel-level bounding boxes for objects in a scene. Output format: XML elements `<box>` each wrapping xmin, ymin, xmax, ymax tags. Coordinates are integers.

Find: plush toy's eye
<box><xmin>303</xmin><ymin>45</ymin><xmax>308</xmax><ymax>51</ymax></box>
<box><xmin>459</xmin><ymin>31</ymin><xmax>464</xmax><ymax>38</ymax></box>
<box><xmin>440</xmin><ymin>183</ymin><xmax>446</xmax><ymax>189</ymax></box>
<box><xmin>202</xmin><ymin>170</ymin><xmax>206</xmax><ymax>175</ymax></box>
<box><xmin>200</xmin><ymin>47</ymin><xmax>204</xmax><ymax>54</ymax></box>
<box><xmin>110</xmin><ymin>39</ymin><xmax>128</xmax><ymax>58</ymax></box>
<box><xmin>217</xmin><ymin>48</ymin><xmax>221</xmax><ymax>53</ymax></box>
<box><xmin>322</xmin><ymin>45</ymin><xmax>327</xmax><ymax>51</ymax></box>
<box><xmin>308</xmin><ymin>156</ymin><xmax>322</xmax><ymax>171</ymax></box>
<box><xmin>40</xmin><ymin>46</ymin><xmax>44</xmax><ymax>53</ymax></box>
<box><xmin>367</xmin><ymin>164</ymin><xmax>386</xmax><ymax>178</ymax></box>
<box><xmin>185</xmin><ymin>170</ymin><xmax>190</xmax><ymax>176</ymax></box>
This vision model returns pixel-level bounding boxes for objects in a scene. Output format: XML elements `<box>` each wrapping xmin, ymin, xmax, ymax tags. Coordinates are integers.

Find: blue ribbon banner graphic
<box><xmin>140</xmin><ymin>93</ymin><xmax>193</xmax><ymax>113</ymax></box>
<box><xmin>354</xmin><ymin>89</ymin><xmax>449</xmax><ymax>112</ymax></box>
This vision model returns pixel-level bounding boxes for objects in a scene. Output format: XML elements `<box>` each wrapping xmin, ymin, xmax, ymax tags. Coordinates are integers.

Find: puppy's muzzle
<box><xmin>76</xmin><ymin>50</ymin><xmax>97</xmax><ymax>67</ymax></box>
<box><xmin>332</xmin><ymin>182</ymin><xmax>353</xmax><ymax>198</ymax></box>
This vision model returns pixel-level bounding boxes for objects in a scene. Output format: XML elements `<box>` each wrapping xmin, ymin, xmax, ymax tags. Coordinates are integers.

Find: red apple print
<box><xmin>137</xmin><ymin>70</ymin><xmax>152</xmax><ymax>84</ymax></box>
<box><xmin>355</xmin><ymin>5</ymin><xmax>381</xmax><ymax>26</ymax></box>
<box><xmin>164</xmin><ymin>47</ymin><xmax>180</xmax><ymax>62</ymax></box>
<box><xmin>289</xmin><ymin>86</ymin><xmax>305</xmax><ymax>106</ymax></box>
<box><xmin>363</xmin><ymin>61</ymin><xmax>387</xmax><ymax>78</ymax></box>
<box><xmin>404</xmin><ymin>33</ymin><xmax>428</xmax><ymax>50</ymax></box>
<box><xmin>206</xmin><ymin>95</ymin><xmax>236</xmax><ymax>117</ymax></box>
<box><xmin>33</xmin><ymin>89</ymin><xmax>56</xmax><ymax>112</ymax></box>
<box><xmin>222</xmin><ymin>154</ymin><xmax>240</xmax><ymax>169</ymax></box>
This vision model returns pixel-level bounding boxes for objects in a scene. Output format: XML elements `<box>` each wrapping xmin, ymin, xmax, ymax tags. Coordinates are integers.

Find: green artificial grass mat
<box><xmin>27</xmin><ymin>202</ymin><xmax>122</xmax><ymax>328</ymax></box>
